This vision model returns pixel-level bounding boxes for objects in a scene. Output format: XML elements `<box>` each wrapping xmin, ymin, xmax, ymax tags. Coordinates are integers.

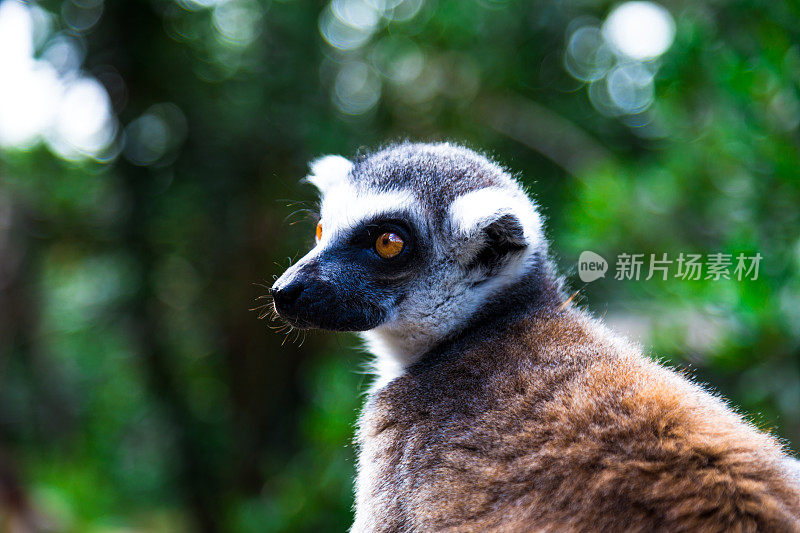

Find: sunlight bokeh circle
<box><xmin>603</xmin><ymin>2</ymin><xmax>675</xmax><ymax>60</ymax></box>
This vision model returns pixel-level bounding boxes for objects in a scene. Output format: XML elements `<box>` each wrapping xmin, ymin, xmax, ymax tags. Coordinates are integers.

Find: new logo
<box><xmin>578</xmin><ymin>251</ymin><xmax>608</xmax><ymax>282</ymax></box>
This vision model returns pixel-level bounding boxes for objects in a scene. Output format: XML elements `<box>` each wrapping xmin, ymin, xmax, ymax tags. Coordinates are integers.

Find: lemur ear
<box><xmin>449</xmin><ymin>187</ymin><xmax>541</xmax><ymax>271</ymax></box>
<box><xmin>469</xmin><ymin>213</ymin><xmax>528</xmax><ymax>270</ymax></box>
<box><xmin>304</xmin><ymin>155</ymin><xmax>353</xmax><ymax>194</ymax></box>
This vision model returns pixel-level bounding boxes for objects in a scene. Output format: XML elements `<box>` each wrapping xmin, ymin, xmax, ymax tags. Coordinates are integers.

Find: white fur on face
<box><xmin>305</xmin><ymin>155</ymin><xmax>416</xmax><ymax>247</ymax></box>
<box><xmin>317</xmin><ymin>182</ymin><xmax>416</xmax><ymax>248</ymax></box>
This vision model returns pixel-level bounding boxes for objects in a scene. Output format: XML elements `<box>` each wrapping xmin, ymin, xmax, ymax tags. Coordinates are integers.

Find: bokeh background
<box><xmin>0</xmin><ymin>0</ymin><xmax>798</xmax><ymax>530</ymax></box>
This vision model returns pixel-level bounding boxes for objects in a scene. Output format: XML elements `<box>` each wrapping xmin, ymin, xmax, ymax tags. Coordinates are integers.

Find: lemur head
<box><xmin>272</xmin><ymin>142</ymin><xmax>547</xmax><ymax>371</ymax></box>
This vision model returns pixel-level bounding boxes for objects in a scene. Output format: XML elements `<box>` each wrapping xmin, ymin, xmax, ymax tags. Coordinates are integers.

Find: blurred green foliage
<box><xmin>0</xmin><ymin>0</ymin><xmax>798</xmax><ymax>530</ymax></box>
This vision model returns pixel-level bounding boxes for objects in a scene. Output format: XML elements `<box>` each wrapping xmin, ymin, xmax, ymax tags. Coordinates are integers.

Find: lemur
<box><xmin>271</xmin><ymin>142</ymin><xmax>800</xmax><ymax>532</ymax></box>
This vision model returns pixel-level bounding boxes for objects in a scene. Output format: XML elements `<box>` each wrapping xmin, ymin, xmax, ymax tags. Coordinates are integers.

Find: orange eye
<box><xmin>315</xmin><ymin>221</ymin><xmax>323</xmax><ymax>243</ymax></box>
<box><xmin>375</xmin><ymin>232</ymin><xmax>404</xmax><ymax>258</ymax></box>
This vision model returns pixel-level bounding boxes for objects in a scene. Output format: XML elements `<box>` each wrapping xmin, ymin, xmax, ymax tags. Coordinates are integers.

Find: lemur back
<box><xmin>356</xmin><ymin>309</ymin><xmax>800</xmax><ymax>532</ymax></box>
<box><xmin>271</xmin><ymin>142</ymin><xmax>800</xmax><ymax>532</ymax></box>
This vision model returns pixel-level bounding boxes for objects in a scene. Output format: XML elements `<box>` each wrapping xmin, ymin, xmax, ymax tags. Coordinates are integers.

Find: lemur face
<box><xmin>271</xmin><ymin>194</ymin><xmax>427</xmax><ymax>331</ymax></box>
<box><xmin>271</xmin><ymin>143</ymin><xmax>544</xmax><ymax>357</ymax></box>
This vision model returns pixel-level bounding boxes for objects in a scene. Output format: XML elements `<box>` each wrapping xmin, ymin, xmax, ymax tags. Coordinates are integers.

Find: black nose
<box><xmin>271</xmin><ymin>280</ymin><xmax>305</xmax><ymax>313</ymax></box>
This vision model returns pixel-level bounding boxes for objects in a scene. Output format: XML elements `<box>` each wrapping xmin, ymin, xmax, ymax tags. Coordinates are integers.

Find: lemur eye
<box><xmin>375</xmin><ymin>232</ymin><xmax>404</xmax><ymax>259</ymax></box>
<box><xmin>315</xmin><ymin>221</ymin><xmax>323</xmax><ymax>243</ymax></box>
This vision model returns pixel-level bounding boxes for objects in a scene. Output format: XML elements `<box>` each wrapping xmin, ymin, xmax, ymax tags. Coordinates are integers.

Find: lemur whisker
<box><xmin>557</xmin><ymin>290</ymin><xmax>582</xmax><ymax>312</ymax></box>
<box><xmin>275</xmin><ymin>198</ymin><xmax>313</xmax><ymax>208</ymax></box>
<box><xmin>280</xmin><ymin>328</ymin><xmax>295</xmax><ymax>346</ymax></box>
<box><xmin>283</xmin><ymin>208</ymin><xmax>317</xmax><ymax>225</ymax></box>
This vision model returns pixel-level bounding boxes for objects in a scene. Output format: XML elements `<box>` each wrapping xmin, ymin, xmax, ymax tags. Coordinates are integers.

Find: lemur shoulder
<box><xmin>271</xmin><ymin>142</ymin><xmax>800</xmax><ymax>532</ymax></box>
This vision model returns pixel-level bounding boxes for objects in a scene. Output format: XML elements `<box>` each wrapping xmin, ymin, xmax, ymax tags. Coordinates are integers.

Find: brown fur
<box><xmin>354</xmin><ymin>307</ymin><xmax>800</xmax><ymax>532</ymax></box>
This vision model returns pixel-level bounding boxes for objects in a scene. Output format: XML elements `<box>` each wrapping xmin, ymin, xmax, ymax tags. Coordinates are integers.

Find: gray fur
<box><xmin>348</xmin><ymin>142</ymin><xmax>520</xmax><ymax>222</ymax></box>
